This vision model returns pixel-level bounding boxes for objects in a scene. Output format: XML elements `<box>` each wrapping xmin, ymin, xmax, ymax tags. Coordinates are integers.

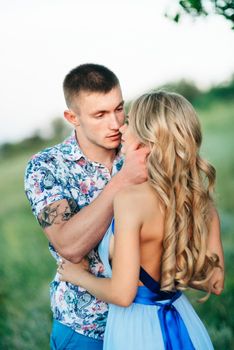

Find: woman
<box><xmin>58</xmin><ymin>91</ymin><xmax>224</xmax><ymax>350</ymax></box>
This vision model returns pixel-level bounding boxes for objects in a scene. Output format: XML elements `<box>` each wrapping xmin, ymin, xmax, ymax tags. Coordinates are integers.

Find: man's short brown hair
<box><xmin>63</xmin><ymin>63</ymin><xmax>119</xmax><ymax>107</ymax></box>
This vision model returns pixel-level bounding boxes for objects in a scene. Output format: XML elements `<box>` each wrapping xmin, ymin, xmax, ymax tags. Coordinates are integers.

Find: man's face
<box><xmin>71</xmin><ymin>86</ymin><xmax>125</xmax><ymax>151</ymax></box>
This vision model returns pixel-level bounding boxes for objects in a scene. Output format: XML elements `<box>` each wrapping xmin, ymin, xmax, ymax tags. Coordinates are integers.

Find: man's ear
<box><xmin>64</xmin><ymin>110</ymin><xmax>80</xmax><ymax>127</ymax></box>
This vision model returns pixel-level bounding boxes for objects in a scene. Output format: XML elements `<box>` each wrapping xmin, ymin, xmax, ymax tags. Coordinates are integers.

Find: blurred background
<box><xmin>0</xmin><ymin>1</ymin><xmax>233</xmax><ymax>349</ymax></box>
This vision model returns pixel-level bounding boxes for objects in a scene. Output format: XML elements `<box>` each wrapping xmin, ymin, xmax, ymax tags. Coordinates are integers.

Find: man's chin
<box><xmin>104</xmin><ymin>140</ymin><xmax>121</xmax><ymax>150</ymax></box>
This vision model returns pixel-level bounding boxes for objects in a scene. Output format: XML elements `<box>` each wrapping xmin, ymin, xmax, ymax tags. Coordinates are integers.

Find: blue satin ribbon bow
<box><xmin>138</xmin><ymin>267</ymin><xmax>195</xmax><ymax>350</ymax></box>
<box><xmin>156</xmin><ymin>296</ymin><xmax>195</xmax><ymax>350</ymax></box>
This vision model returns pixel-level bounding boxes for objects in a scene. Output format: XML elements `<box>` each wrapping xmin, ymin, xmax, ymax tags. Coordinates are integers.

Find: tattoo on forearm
<box><xmin>38</xmin><ymin>198</ymin><xmax>79</xmax><ymax>228</ymax></box>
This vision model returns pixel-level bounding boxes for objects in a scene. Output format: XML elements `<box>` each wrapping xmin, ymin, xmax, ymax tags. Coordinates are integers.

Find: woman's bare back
<box><xmin>109</xmin><ymin>181</ymin><xmax>165</xmax><ymax>284</ymax></box>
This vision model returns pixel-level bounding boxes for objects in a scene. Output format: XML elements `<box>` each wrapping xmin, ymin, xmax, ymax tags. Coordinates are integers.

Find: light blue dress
<box><xmin>98</xmin><ymin>220</ymin><xmax>214</xmax><ymax>350</ymax></box>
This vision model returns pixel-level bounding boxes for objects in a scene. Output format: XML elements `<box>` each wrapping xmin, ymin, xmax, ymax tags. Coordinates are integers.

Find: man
<box><xmin>25</xmin><ymin>64</ymin><xmax>148</xmax><ymax>349</ymax></box>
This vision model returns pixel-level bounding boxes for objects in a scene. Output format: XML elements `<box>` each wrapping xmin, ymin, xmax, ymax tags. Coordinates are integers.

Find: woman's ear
<box><xmin>140</xmin><ymin>144</ymin><xmax>151</xmax><ymax>153</ymax></box>
<box><xmin>64</xmin><ymin>110</ymin><xmax>80</xmax><ymax>127</ymax></box>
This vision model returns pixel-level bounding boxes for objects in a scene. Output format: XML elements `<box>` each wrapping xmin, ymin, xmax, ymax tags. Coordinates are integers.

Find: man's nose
<box><xmin>109</xmin><ymin>113</ymin><xmax>122</xmax><ymax>129</ymax></box>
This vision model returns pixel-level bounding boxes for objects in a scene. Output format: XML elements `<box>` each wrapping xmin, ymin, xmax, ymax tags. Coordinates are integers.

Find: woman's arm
<box><xmin>206</xmin><ymin>207</ymin><xmax>225</xmax><ymax>295</ymax></box>
<box><xmin>59</xmin><ymin>188</ymin><xmax>143</xmax><ymax>307</ymax></box>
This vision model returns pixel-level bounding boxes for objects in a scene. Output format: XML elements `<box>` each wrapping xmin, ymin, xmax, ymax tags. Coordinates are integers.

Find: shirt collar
<box><xmin>61</xmin><ymin>130</ymin><xmax>124</xmax><ymax>167</ymax></box>
<box><xmin>60</xmin><ymin>130</ymin><xmax>85</xmax><ymax>161</ymax></box>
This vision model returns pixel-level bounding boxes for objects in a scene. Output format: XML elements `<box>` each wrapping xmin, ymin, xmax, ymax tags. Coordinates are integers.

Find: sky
<box><xmin>1</xmin><ymin>0</ymin><xmax>234</xmax><ymax>144</ymax></box>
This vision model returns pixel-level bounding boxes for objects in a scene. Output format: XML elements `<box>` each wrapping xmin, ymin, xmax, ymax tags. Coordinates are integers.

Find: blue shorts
<box><xmin>50</xmin><ymin>320</ymin><xmax>103</xmax><ymax>350</ymax></box>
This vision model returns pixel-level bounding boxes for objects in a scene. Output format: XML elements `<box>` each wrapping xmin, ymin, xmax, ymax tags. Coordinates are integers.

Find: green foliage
<box><xmin>50</xmin><ymin>117</ymin><xmax>72</xmax><ymax>142</ymax></box>
<box><xmin>0</xmin><ymin>117</ymin><xmax>71</xmax><ymax>160</ymax></box>
<box><xmin>0</xmin><ymin>132</ymin><xmax>44</xmax><ymax>159</ymax></box>
<box><xmin>160</xmin><ymin>80</ymin><xmax>201</xmax><ymax>104</ymax></box>
<box><xmin>167</xmin><ymin>0</ymin><xmax>234</xmax><ymax>29</ymax></box>
<box><xmin>195</xmin><ymin>76</ymin><xmax>234</xmax><ymax>108</ymax></box>
<box><xmin>159</xmin><ymin>75</ymin><xmax>234</xmax><ymax>108</ymax></box>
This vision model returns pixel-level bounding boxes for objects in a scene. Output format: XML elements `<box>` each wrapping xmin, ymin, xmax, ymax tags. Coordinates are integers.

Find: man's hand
<box><xmin>118</xmin><ymin>143</ymin><xmax>149</xmax><ymax>186</ymax></box>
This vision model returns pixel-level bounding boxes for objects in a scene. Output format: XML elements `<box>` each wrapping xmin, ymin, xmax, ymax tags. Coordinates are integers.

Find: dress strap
<box><xmin>111</xmin><ymin>218</ymin><xmax>115</xmax><ymax>234</ymax></box>
<box><xmin>140</xmin><ymin>266</ymin><xmax>181</xmax><ymax>300</ymax></box>
<box><xmin>139</xmin><ymin>266</ymin><xmax>160</xmax><ymax>292</ymax></box>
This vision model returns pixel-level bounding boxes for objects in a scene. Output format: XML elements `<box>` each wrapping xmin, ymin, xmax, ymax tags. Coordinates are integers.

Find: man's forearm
<box><xmin>44</xmin><ymin>171</ymin><xmax>129</xmax><ymax>262</ymax></box>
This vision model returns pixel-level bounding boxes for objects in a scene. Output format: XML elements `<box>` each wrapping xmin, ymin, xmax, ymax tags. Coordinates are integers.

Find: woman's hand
<box><xmin>57</xmin><ymin>257</ymin><xmax>89</xmax><ymax>286</ymax></box>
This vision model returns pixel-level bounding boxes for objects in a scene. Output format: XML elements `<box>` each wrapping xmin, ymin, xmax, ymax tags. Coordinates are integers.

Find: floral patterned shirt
<box><xmin>24</xmin><ymin>131</ymin><xmax>124</xmax><ymax>339</ymax></box>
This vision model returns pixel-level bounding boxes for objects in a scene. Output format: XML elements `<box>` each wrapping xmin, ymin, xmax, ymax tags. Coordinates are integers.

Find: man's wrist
<box><xmin>111</xmin><ymin>169</ymin><xmax>131</xmax><ymax>190</ymax></box>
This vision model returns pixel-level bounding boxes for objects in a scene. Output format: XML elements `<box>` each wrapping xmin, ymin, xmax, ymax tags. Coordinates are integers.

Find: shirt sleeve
<box><xmin>24</xmin><ymin>152</ymin><xmax>72</xmax><ymax>219</ymax></box>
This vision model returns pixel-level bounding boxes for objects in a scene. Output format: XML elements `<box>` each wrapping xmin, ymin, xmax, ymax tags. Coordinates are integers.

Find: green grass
<box><xmin>0</xmin><ymin>152</ymin><xmax>55</xmax><ymax>350</ymax></box>
<box><xmin>186</xmin><ymin>101</ymin><xmax>234</xmax><ymax>349</ymax></box>
<box><xmin>0</xmin><ymin>100</ymin><xmax>233</xmax><ymax>349</ymax></box>
<box><xmin>200</xmin><ymin>101</ymin><xmax>234</xmax><ymax>213</ymax></box>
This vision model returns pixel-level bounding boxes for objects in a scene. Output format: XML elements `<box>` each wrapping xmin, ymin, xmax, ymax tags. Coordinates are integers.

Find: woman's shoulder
<box><xmin>114</xmin><ymin>182</ymin><xmax>158</xmax><ymax>211</ymax></box>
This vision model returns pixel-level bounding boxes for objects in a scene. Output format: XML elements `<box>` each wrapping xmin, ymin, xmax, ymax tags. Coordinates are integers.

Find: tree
<box><xmin>168</xmin><ymin>0</ymin><xmax>234</xmax><ymax>29</ymax></box>
<box><xmin>50</xmin><ymin>117</ymin><xmax>71</xmax><ymax>142</ymax></box>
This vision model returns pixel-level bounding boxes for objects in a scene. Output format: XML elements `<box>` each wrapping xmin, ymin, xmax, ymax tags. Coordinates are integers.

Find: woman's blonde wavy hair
<box><xmin>128</xmin><ymin>91</ymin><xmax>220</xmax><ymax>299</ymax></box>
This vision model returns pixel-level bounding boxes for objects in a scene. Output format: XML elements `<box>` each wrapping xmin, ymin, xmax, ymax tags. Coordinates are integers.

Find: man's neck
<box><xmin>75</xmin><ymin>132</ymin><xmax>117</xmax><ymax>171</ymax></box>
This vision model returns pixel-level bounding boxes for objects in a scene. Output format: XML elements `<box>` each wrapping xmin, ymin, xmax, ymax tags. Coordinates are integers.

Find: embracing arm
<box><xmin>37</xmin><ymin>147</ymin><xmax>148</xmax><ymax>263</ymax></box>
<box><xmin>39</xmin><ymin>176</ymin><xmax>122</xmax><ymax>263</ymax></box>
<box><xmin>59</xmin><ymin>189</ymin><xmax>143</xmax><ymax>306</ymax></box>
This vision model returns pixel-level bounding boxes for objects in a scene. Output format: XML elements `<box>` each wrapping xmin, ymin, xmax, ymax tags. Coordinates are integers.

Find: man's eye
<box><xmin>116</xmin><ymin>106</ymin><xmax>124</xmax><ymax>112</ymax></box>
<box><xmin>95</xmin><ymin>114</ymin><xmax>104</xmax><ymax>118</ymax></box>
